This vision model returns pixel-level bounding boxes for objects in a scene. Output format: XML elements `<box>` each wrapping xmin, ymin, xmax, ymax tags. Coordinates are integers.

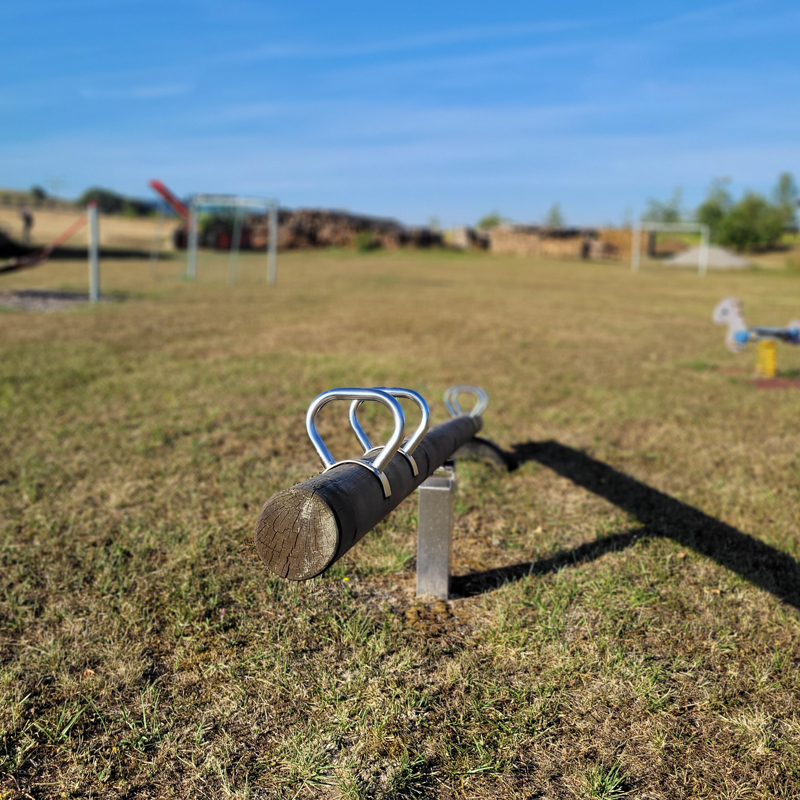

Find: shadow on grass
<box><xmin>452</xmin><ymin>439</ymin><xmax>800</xmax><ymax>609</ymax></box>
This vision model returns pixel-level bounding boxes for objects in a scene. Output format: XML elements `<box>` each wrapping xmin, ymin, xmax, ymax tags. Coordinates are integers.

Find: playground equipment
<box><xmin>254</xmin><ymin>385</ymin><xmax>489</xmax><ymax>598</ymax></box>
<box><xmin>147</xmin><ymin>179</ymin><xmax>190</xmax><ymax>277</ymax></box>
<box><xmin>713</xmin><ymin>297</ymin><xmax>800</xmax><ymax>377</ymax></box>
<box><xmin>147</xmin><ymin>179</ymin><xmax>190</xmax><ymax>221</ymax></box>
<box><xmin>0</xmin><ymin>202</ymin><xmax>101</xmax><ymax>303</ymax></box>
<box><xmin>188</xmin><ymin>194</ymin><xmax>278</xmax><ymax>285</ymax></box>
<box><xmin>148</xmin><ymin>181</ymin><xmax>279</xmax><ymax>284</ymax></box>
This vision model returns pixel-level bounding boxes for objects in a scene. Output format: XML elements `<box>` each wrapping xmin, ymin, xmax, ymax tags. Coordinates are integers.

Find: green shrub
<box><xmin>354</xmin><ymin>231</ymin><xmax>378</xmax><ymax>252</ymax></box>
<box><xmin>774</xmin><ymin>172</ymin><xmax>798</xmax><ymax>230</ymax></box>
<box><xmin>696</xmin><ymin>178</ymin><xmax>733</xmax><ymax>242</ymax></box>
<box><xmin>718</xmin><ymin>192</ymin><xmax>785</xmax><ymax>252</ymax></box>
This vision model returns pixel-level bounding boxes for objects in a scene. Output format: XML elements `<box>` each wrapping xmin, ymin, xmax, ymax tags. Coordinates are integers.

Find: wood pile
<box><xmin>175</xmin><ymin>208</ymin><xmax>443</xmax><ymax>251</ymax></box>
<box><xmin>596</xmin><ymin>228</ymin><xmax>654</xmax><ymax>260</ymax></box>
<box><xmin>266</xmin><ymin>209</ymin><xmax>442</xmax><ymax>250</ymax></box>
<box><xmin>447</xmin><ymin>226</ymin><xmax>489</xmax><ymax>250</ymax></box>
<box><xmin>489</xmin><ymin>225</ymin><xmax>599</xmax><ymax>259</ymax></box>
<box><xmin>489</xmin><ymin>226</ymin><xmax>657</xmax><ymax>261</ymax></box>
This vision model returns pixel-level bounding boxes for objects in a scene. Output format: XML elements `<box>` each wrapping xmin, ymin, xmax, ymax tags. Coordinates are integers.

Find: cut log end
<box><xmin>254</xmin><ymin>485</ymin><xmax>339</xmax><ymax>580</ymax></box>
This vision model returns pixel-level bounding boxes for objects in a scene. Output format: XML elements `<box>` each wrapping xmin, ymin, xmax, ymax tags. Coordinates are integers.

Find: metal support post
<box><xmin>187</xmin><ymin>207</ymin><xmax>198</xmax><ymax>279</ymax></box>
<box><xmin>88</xmin><ymin>202</ymin><xmax>99</xmax><ymax>303</ymax></box>
<box><xmin>416</xmin><ymin>461</ymin><xmax>456</xmax><ymax>599</ymax></box>
<box><xmin>228</xmin><ymin>207</ymin><xmax>243</xmax><ymax>284</ymax></box>
<box><xmin>267</xmin><ymin>201</ymin><xmax>278</xmax><ymax>286</ymax></box>
<box><xmin>149</xmin><ymin>209</ymin><xmax>163</xmax><ymax>278</ymax></box>
<box><xmin>631</xmin><ymin>224</ymin><xmax>641</xmax><ymax>272</ymax></box>
<box><xmin>699</xmin><ymin>225</ymin><xmax>709</xmax><ymax>277</ymax></box>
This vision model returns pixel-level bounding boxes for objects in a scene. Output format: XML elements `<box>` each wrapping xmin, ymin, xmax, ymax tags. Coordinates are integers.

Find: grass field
<box><xmin>2</xmin><ymin>250</ymin><xmax>800</xmax><ymax>799</ymax></box>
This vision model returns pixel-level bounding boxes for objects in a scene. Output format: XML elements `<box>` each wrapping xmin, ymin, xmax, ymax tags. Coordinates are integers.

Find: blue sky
<box><xmin>2</xmin><ymin>0</ymin><xmax>798</xmax><ymax>226</ymax></box>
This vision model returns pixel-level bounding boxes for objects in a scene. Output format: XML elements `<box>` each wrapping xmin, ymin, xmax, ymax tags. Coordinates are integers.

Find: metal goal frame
<box><xmin>186</xmin><ymin>194</ymin><xmax>278</xmax><ymax>285</ymax></box>
<box><xmin>631</xmin><ymin>221</ymin><xmax>710</xmax><ymax>276</ymax></box>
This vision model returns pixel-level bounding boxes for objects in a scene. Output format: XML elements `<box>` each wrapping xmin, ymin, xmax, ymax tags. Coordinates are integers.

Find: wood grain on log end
<box><xmin>254</xmin><ymin>486</ymin><xmax>339</xmax><ymax>580</ymax></box>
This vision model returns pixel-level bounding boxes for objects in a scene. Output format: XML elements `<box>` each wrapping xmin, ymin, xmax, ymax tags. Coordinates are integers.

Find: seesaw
<box><xmin>254</xmin><ymin>385</ymin><xmax>489</xmax><ymax>598</ymax></box>
<box><xmin>713</xmin><ymin>297</ymin><xmax>800</xmax><ymax>379</ymax></box>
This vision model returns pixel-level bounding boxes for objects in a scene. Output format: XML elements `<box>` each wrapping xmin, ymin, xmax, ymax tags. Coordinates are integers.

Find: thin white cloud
<box><xmin>648</xmin><ymin>0</ymin><xmax>800</xmax><ymax>39</ymax></box>
<box><xmin>650</xmin><ymin>0</ymin><xmax>766</xmax><ymax>30</ymax></box>
<box><xmin>80</xmin><ymin>83</ymin><xmax>192</xmax><ymax>101</ymax></box>
<box><xmin>235</xmin><ymin>18</ymin><xmax>600</xmax><ymax>62</ymax></box>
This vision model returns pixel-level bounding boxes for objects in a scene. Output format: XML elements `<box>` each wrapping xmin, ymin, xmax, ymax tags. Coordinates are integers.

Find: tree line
<box><xmin>644</xmin><ymin>173</ymin><xmax>798</xmax><ymax>252</ymax></box>
<box><xmin>16</xmin><ymin>185</ymin><xmax>164</xmax><ymax>218</ymax></box>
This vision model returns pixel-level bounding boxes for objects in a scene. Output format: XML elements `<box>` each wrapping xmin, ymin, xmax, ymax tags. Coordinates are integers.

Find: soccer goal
<box><xmin>186</xmin><ymin>194</ymin><xmax>279</xmax><ymax>285</ymax></box>
<box><xmin>631</xmin><ymin>221</ymin><xmax>710</xmax><ymax>276</ymax></box>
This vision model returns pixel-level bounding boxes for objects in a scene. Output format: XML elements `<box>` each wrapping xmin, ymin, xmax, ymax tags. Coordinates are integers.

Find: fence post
<box><xmin>267</xmin><ymin>201</ymin><xmax>278</xmax><ymax>286</ymax></box>
<box><xmin>187</xmin><ymin>206</ymin><xmax>198</xmax><ymax>280</ymax></box>
<box><xmin>416</xmin><ymin>463</ymin><xmax>456</xmax><ymax>599</ymax></box>
<box><xmin>699</xmin><ymin>225</ymin><xmax>710</xmax><ymax>277</ymax></box>
<box><xmin>149</xmin><ymin>208</ymin><xmax>164</xmax><ymax>278</ymax></box>
<box><xmin>631</xmin><ymin>225</ymin><xmax>641</xmax><ymax>272</ymax></box>
<box><xmin>88</xmin><ymin>202</ymin><xmax>99</xmax><ymax>303</ymax></box>
<box><xmin>228</xmin><ymin>206</ymin><xmax>243</xmax><ymax>285</ymax></box>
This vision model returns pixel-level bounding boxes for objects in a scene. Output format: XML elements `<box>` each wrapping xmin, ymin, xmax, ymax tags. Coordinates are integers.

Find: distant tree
<box><xmin>30</xmin><ymin>185</ymin><xmax>47</xmax><ymax>205</ymax></box>
<box><xmin>643</xmin><ymin>187</ymin><xmax>682</xmax><ymax>223</ymax></box>
<box><xmin>477</xmin><ymin>212</ymin><xmax>503</xmax><ymax>230</ymax></box>
<box><xmin>696</xmin><ymin>178</ymin><xmax>734</xmax><ymax>242</ymax></box>
<box><xmin>718</xmin><ymin>192</ymin><xmax>784</xmax><ymax>252</ymax></box>
<box><xmin>78</xmin><ymin>187</ymin><xmax>126</xmax><ymax>214</ymax></box>
<box><xmin>544</xmin><ymin>203</ymin><xmax>564</xmax><ymax>228</ymax></box>
<box><xmin>78</xmin><ymin>187</ymin><xmax>154</xmax><ymax>216</ymax></box>
<box><xmin>428</xmin><ymin>216</ymin><xmax>440</xmax><ymax>233</ymax></box>
<box><xmin>773</xmin><ymin>172</ymin><xmax>798</xmax><ymax>230</ymax></box>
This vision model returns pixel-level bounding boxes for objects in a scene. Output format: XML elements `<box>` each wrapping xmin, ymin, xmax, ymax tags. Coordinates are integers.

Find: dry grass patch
<box><xmin>1</xmin><ymin>249</ymin><xmax>800</xmax><ymax>798</ymax></box>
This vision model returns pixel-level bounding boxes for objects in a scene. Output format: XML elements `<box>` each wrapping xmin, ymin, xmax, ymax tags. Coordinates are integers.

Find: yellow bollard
<box><xmin>755</xmin><ymin>340</ymin><xmax>777</xmax><ymax>378</ymax></box>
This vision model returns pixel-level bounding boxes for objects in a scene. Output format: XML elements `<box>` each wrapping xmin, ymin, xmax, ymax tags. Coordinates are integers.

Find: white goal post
<box><xmin>186</xmin><ymin>194</ymin><xmax>278</xmax><ymax>285</ymax></box>
<box><xmin>631</xmin><ymin>221</ymin><xmax>710</xmax><ymax>277</ymax></box>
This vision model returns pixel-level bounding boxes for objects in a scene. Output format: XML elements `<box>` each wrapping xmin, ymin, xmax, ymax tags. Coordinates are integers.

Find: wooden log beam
<box><xmin>254</xmin><ymin>415</ymin><xmax>482</xmax><ymax>580</ymax></box>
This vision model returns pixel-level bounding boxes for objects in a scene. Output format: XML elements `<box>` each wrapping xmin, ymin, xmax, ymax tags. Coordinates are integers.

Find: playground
<box><xmin>2</xmin><ymin>250</ymin><xmax>800</xmax><ymax>798</ymax></box>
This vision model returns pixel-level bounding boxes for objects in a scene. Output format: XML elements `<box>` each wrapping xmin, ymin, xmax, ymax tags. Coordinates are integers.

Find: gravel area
<box><xmin>668</xmin><ymin>245</ymin><xmax>752</xmax><ymax>268</ymax></box>
<box><xmin>0</xmin><ymin>289</ymin><xmax>106</xmax><ymax>312</ymax></box>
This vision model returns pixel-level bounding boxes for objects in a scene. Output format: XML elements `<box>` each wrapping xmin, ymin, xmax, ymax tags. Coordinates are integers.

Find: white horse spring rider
<box><xmin>712</xmin><ymin>297</ymin><xmax>800</xmax><ymax>353</ymax></box>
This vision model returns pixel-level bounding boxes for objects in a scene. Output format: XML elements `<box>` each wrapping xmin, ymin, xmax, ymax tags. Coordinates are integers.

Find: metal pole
<box><xmin>267</xmin><ymin>201</ymin><xmax>278</xmax><ymax>286</ymax></box>
<box><xmin>631</xmin><ymin>224</ymin><xmax>641</xmax><ymax>272</ymax></box>
<box><xmin>228</xmin><ymin>207</ymin><xmax>243</xmax><ymax>285</ymax></box>
<box><xmin>187</xmin><ymin>204</ymin><xmax>198</xmax><ymax>280</ymax></box>
<box><xmin>699</xmin><ymin>224</ymin><xmax>709</xmax><ymax>277</ymax></box>
<box><xmin>149</xmin><ymin>208</ymin><xmax>164</xmax><ymax>278</ymax></box>
<box><xmin>416</xmin><ymin>463</ymin><xmax>456</xmax><ymax>599</ymax></box>
<box><xmin>88</xmin><ymin>202</ymin><xmax>99</xmax><ymax>303</ymax></box>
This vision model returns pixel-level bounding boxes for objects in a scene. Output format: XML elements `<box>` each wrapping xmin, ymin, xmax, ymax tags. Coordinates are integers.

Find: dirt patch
<box><xmin>754</xmin><ymin>377</ymin><xmax>800</xmax><ymax>389</ymax></box>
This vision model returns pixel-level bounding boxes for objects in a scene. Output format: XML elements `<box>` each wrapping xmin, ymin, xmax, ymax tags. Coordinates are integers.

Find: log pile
<box><xmin>175</xmin><ymin>208</ymin><xmax>443</xmax><ymax>251</ymax></box>
<box><xmin>262</xmin><ymin>209</ymin><xmax>442</xmax><ymax>250</ymax></box>
<box><xmin>489</xmin><ymin>225</ymin><xmax>599</xmax><ymax>259</ymax></box>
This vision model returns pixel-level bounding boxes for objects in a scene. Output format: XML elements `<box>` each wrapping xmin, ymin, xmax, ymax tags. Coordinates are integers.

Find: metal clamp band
<box><xmin>306</xmin><ymin>388</ymin><xmax>406</xmax><ymax>498</ymax></box>
<box><xmin>444</xmin><ymin>385</ymin><xmax>489</xmax><ymax>418</ymax></box>
<box><xmin>349</xmin><ymin>388</ymin><xmax>430</xmax><ymax>477</ymax></box>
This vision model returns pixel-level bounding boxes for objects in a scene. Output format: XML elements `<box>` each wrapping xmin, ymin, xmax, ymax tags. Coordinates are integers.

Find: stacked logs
<box><xmin>175</xmin><ymin>208</ymin><xmax>443</xmax><ymax>251</ymax></box>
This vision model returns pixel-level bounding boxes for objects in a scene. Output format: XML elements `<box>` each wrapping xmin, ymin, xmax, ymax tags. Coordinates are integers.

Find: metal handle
<box><xmin>306</xmin><ymin>388</ymin><xmax>406</xmax><ymax>497</ymax></box>
<box><xmin>443</xmin><ymin>385</ymin><xmax>489</xmax><ymax>418</ymax></box>
<box><xmin>349</xmin><ymin>388</ymin><xmax>430</xmax><ymax>476</ymax></box>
